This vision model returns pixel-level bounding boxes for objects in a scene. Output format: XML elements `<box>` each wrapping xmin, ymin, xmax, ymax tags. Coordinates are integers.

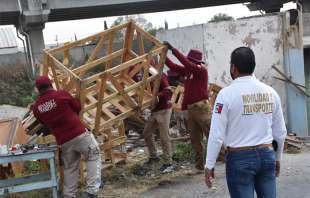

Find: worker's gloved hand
<box><xmin>163</xmin><ymin>41</ymin><xmax>173</xmax><ymax>50</ymax></box>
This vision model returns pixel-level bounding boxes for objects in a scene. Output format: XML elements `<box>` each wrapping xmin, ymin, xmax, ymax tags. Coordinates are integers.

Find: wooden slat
<box><xmin>106</xmin><ymin>32</ymin><xmax>115</xmax><ymax>69</ymax></box>
<box><xmin>138</xmin><ymin>56</ymin><xmax>151</xmax><ymax>105</ymax></box>
<box><xmin>87</xmin><ymin>36</ymin><xmax>106</xmax><ymax>63</ymax></box>
<box><xmin>107</xmin><ymin>72</ymin><xmax>137</xmax><ymax>109</ymax></box>
<box><xmin>49</xmin><ymin>55</ymin><xmax>61</xmax><ymax>90</ymax></box>
<box><xmin>73</xmin><ymin>49</ymin><xmax>124</xmax><ymax>75</ymax></box>
<box><xmin>137</xmin><ymin>31</ymin><xmax>145</xmax><ymax>55</ymax></box>
<box><xmin>63</xmin><ymin>42</ymin><xmax>70</xmax><ymax>66</ymax></box>
<box><xmin>133</xmin><ymin>23</ymin><xmax>162</xmax><ymax>46</ymax></box>
<box><xmin>49</xmin><ymin>55</ymin><xmax>81</xmax><ymax>80</ymax></box>
<box><xmin>48</xmin><ymin>23</ymin><xmax>129</xmax><ymax>54</ymax></box>
<box><xmin>122</xmin><ymin>21</ymin><xmax>135</xmax><ymax>63</ymax></box>
<box><xmin>94</xmin><ymin>74</ymin><xmax>108</xmax><ymax>135</ymax></box>
<box><xmin>150</xmin><ymin>48</ymin><xmax>167</xmax><ymax>109</ymax></box>
<box><xmin>102</xmin><ymin>107</ymin><xmax>116</xmax><ymax>119</ymax></box>
<box><xmin>83</xmin><ymin>46</ymin><xmax>165</xmax><ymax>84</ymax></box>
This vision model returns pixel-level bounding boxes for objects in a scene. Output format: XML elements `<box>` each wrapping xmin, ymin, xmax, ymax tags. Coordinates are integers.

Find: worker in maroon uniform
<box><xmin>164</xmin><ymin>41</ymin><xmax>211</xmax><ymax>172</ymax></box>
<box><xmin>32</xmin><ymin>76</ymin><xmax>101</xmax><ymax>198</ymax></box>
<box><xmin>143</xmin><ymin>73</ymin><xmax>174</xmax><ymax>172</ymax></box>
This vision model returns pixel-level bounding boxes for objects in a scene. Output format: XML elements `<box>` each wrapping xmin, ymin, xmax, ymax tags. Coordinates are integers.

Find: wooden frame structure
<box><xmin>41</xmin><ymin>21</ymin><xmax>167</xmax><ymax>163</ymax></box>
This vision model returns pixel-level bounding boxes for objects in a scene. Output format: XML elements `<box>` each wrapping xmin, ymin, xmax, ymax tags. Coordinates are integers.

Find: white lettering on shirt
<box><xmin>242</xmin><ymin>93</ymin><xmax>274</xmax><ymax>115</ymax></box>
<box><xmin>38</xmin><ymin>99</ymin><xmax>57</xmax><ymax>113</ymax></box>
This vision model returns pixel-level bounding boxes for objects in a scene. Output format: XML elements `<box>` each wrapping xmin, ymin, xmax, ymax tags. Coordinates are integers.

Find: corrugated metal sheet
<box><xmin>0</xmin><ymin>27</ymin><xmax>17</xmax><ymax>49</ymax></box>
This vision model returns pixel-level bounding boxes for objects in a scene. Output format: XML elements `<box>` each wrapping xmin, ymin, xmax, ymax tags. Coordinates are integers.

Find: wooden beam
<box><xmin>122</xmin><ymin>21</ymin><xmax>135</xmax><ymax>63</ymax></box>
<box><xmin>42</xmin><ymin>51</ymin><xmax>49</xmax><ymax>75</ymax></box>
<box><xmin>48</xmin><ymin>23</ymin><xmax>128</xmax><ymax>54</ymax></box>
<box><xmin>150</xmin><ymin>48</ymin><xmax>167</xmax><ymax>109</ymax></box>
<box><xmin>87</xmin><ymin>36</ymin><xmax>106</xmax><ymax>63</ymax></box>
<box><xmin>73</xmin><ymin>49</ymin><xmax>124</xmax><ymax>76</ymax></box>
<box><xmin>137</xmin><ymin>31</ymin><xmax>145</xmax><ymax>55</ymax></box>
<box><xmin>49</xmin><ymin>55</ymin><xmax>81</xmax><ymax>80</ymax></box>
<box><xmin>63</xmin><ymin>42</ymin><xmax>70</xmax><ymax>66</ymax></box>
<box><xmin>138</xmin><ymin>55</ymin><xmax>151</xmax><ymax>105</ymax></box>
<box><xmin>108</xmin><ymin>46</ymin><xmax>165</xmax><ymax>75</ymax></box>
<box><xmin>94</xmin><ymin>75</ymin><xmax>108</xmax><ymax>135</ymax></box>
<box><xmin>48</xmin><ymin>55</ymin><xmax>61</xmax><ymax>90</ymax></box>
<box><xmin>133</xmin><ymin>23</ymin><xmax>162</xmax><ymax>46</ymax></box>
<box><xmin>83</xmin><ymin>46</ymin><xmax>165</xmax><ymax>84</ymax></box>
<box><xmin>107</xmin><ymin>72</ymin><xmax>137</xmax><ymax>109</ymax></box>
<box><xmin>106</xmin><ymin>31</ymin><xmax>115</xmax><ymax>69</ymax></box>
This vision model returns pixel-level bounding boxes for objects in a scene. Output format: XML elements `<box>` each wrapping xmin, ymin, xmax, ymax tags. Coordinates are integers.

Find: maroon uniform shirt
<box><xmin>32</xmin><ymin>90</ymin><xmax>86</xmax><ymax>145</ymax></box>
<box><xmin>165</xmin><ymin>48</ymin><xmax>208</xmax><ymax>110</ymax></box>
<box><xmin>153</xmin><ymin>73</ymin><xmax>172</xmax><ymax>112</ymax></box>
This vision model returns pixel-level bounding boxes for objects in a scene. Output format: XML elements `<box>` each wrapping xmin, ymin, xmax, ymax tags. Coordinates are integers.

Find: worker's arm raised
<box><xmin>171</xmin><ymin>48</ymin><xmax>205</xmax><ymax>74</ymax></box>
<box><xmin>165</xmin><ymin>57</ymin><xmax>186</xmax><ymax>76</ymax></box>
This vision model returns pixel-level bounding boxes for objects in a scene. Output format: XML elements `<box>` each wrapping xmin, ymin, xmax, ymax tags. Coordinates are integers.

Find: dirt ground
<box><xmin>100</xmin><ymin>147</ymin><xmax>310</xmax><ymax>198</ymax></box>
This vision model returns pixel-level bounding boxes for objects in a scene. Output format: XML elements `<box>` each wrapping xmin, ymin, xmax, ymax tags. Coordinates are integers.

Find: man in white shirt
<box><xmin>205</xmin><ymin>47</ymin><xmax>287</xmax><ymax>198</ymax></box>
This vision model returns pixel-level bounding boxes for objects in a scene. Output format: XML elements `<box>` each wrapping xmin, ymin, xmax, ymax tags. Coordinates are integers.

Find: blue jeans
<box><xmin>226</xmin><ymin>147</ymin><xmax>276</xmax><ymax>198</ymax></box>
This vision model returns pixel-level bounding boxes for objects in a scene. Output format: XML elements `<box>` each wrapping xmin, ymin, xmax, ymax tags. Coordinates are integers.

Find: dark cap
<box><xmin>187</xmin><ymin>49</ymin><xmax>205</xmax><ymax>64</ymax></box>
<box><xmin>35</xmin><ymin>76</ymin><xmax>52</xmax><ymax>89</ymax></box>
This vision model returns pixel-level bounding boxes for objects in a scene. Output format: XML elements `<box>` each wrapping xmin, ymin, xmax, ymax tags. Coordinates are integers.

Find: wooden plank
<box><xmin>97</xmin><ymin>75</ymin><xmax>157</xmax><ymax>106</ymax></box>
<box><xmin>87</xmin><ymin>35</ymin><xmax>106</xmax><ymax>63</ymax></box>
<box><xmin>150</xmin><ymin>48</ymin><xmax>167</xmax><ymax>109</ymax></box>
<box><xmin>107</xmin><ymin>73</ymin><xmax>137</xmax><ymax>109</ymax></box>
<box><xmin>73</xmin><ymin>49</ymin><xmax>124</xmax><ymax>76</ymax></box>
<box><xmin>94</xmin><ymin>74</ymin><xmax>108</xmax><ymax>135</ymax></box>
<box><xmin>42</xmin><ymin>51</ymin><xmax>49</xmax><ymax>76</ymax></box>
<box><xmin>110</xmin><ymin>99</ymin><xmax>128</xmax><ymax>113</ymax></box>
<box><xmin>48</xmin><ymin>23</ymin><xmax>128</xmax><ymax>54</ymax></box>
<box><xmin>50</xmin><ymin>55</ymin><xmax>81</xmax><ymax>81</ymax></box>
<box><xmin>102</xmin><ymin>107</ymin><xmax>116</xmax><ymax>120</ymax></box>
<box><xmin>107</xmin><ymin>46</ymin><xmax>165</xmax><ymax>75</ymax></box>
<box><xmin>137</xmin><ymin>31</ymin><xmax>145</xmax><ymax>55</ymax></box>
<box><xmin>128</xmin><ymin>61</ymin><xmax>144</xmax><ymax>78</ymax></box>
<box><xmin>100</xmin><ymin>136</ymin><xmax>126</xmax><ymax>150</ymax></box>
<box><xmin>122</xmin><ymin>21</ymin><xmax>135</xmax><ymax>63</ymax></box>
<box><xmin>138</xmin><ymin>56</ymin><xmax>151</xmax><ymax>105</ymax></box>
<box><xmin>49</xmin><ymin>55</ymin><xmax>61</xmax><ymax>90</ymax></box>
<box><xmin>83</xmin><ymin>46</ymin><xmax>164</xmax><ymax>84</ymax></box>
<box><xmin>133</xmin><ymin>23</ymin><xmax>162</xmax><ymax>46</ymax></box>
<box><xmin>63</xmin><ymin>42</ymin><xmax>70</xmax><ymax>66</ymax></box>
<box><xmin>106</xmin><ymin>31</ymin><xmax>115</xmax><ymax>69</ymax></box>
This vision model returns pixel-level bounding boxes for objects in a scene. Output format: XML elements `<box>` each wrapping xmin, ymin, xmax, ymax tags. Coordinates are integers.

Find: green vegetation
<box><xmin>172</xmin><ymin>141</ymin><xmax>195</xmax><ymax>163</ymax></box>
<box><xmin>209</xmin><ymin>13</ymin><xmax>234</xmax><ymax>23</ymax></box>
<box><xmin>0</xmin><ymin>65</ymin><xmax>36</xmax><ymax>107</ymax></box>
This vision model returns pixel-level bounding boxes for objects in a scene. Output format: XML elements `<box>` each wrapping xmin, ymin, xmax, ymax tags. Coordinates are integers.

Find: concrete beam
<box><xmin>0</xmin><ymin>0</ymin><xmax>294</xmax><ymax>25</ymax></box>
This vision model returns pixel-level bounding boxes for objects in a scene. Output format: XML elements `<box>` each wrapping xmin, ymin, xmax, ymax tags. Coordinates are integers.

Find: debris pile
<box><xmin>285</xmin><ymin>133</ymin><xmax>303</xmax><ymax>153</ymax></box>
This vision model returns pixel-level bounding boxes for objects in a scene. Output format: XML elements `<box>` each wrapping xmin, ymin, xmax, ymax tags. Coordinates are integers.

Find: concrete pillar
<box><xmin>18</xmin><ymin>0</ymin><xmax>49</xmax><ymax>76</ymax></box>
<box><xmin>26</xmin><ymin>27</ymin><xmax>45</xmax><ymax>66</ymax></box>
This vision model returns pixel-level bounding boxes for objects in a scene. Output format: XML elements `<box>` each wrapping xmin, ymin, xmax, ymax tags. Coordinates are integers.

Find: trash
<box><xmin>285</xmin><ymin>133</ymin><xmax>303</xmax><ymax>153</ymax></box>
<box><xmin>161</xmin><ymin>165</ymin><xmax>175</xmax><ymax>174</ymax></box>
<box><xmin>138</xmin><ymin>149</ymin><xmax>145</xmax><ymax>154</ymax></box>
<box><xmin>0</xmin><ymin>145</ymin><xmax>8</xmax><ymax>155</ymax></box>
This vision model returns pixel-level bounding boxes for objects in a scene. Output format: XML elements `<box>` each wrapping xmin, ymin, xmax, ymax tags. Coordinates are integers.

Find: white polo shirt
<box><xmin>205</xmin><ymin>76</ymin><xmax>287</xmax><ymax>169</ymax></box>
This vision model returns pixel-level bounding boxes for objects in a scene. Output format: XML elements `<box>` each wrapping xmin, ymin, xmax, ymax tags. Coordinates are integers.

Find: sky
<box><xmin>1</xmin><ymin>2</ymin><xmax>296</xmax><ymax>45</ymax></box>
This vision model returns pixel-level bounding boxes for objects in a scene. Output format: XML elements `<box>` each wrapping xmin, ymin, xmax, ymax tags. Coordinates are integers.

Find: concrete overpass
<box><xmin>0</xmin><ymin>0</ymin><xmax>292</xmax><ymax>25</ymax></box>
<box><xmin>0</xmin><ymin>0</ymin><xmax>296</xmax><ymax>72</ymax></box>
